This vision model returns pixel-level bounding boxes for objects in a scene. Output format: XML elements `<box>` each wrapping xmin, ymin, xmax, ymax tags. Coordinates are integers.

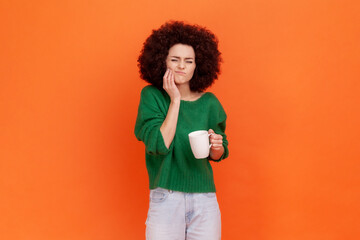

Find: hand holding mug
<box><xmin>188</xmin><ymin>129</ymin><xmax>224</xmax><ymax>159</ymax></box>
<box><xmin>208</xmin><ymin>129</ymin><xmax>223</xmax><ymax>150</ymax></box>
<box><xmin>208</xmin><ymin>129</ymin><xmax>224</xmax><ymax>160</ymax></box>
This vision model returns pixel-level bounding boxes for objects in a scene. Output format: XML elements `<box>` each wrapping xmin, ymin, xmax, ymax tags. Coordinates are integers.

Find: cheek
<box><xmin>166</xmin><ymin>60</ymin><xmax>175</xmax><ymax>70</ymax></box>
<box><xmin>189</xmin><ymin>66</ymin><xmax>196</xmax><ymax>76</ymax></box>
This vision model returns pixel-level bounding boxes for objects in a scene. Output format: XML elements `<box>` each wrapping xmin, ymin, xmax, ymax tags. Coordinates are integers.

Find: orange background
<box><xmin>1</xmin><ymin>0</ymin><xmax>360</xmax><ymax>239</ymax></box>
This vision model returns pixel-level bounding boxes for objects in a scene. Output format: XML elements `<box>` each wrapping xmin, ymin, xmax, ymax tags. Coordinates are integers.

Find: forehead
<box><xmin>168</xmin><ymin>43</ymin><xmax>195</xmax><ymax>58</ymax></box>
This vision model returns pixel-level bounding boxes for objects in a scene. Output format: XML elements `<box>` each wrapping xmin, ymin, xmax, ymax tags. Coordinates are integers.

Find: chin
<box><xmin>175</xmin><ymin>81</ymin><xmax>189</xmax><ymax>85</ymax></box>
<box><xmin>175</xmin><ymin>77</ymin><xmax>189</xmax><ymax>84</ymax></box>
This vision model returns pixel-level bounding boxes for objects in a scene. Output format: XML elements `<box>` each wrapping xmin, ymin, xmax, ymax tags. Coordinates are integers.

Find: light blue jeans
<box><xmin>146</xmin><ymin>187</ymin><xmax>221</xmax><ymax>240</ymax></box>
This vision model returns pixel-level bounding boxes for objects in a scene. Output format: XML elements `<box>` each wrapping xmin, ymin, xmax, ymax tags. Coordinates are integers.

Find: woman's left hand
<box><xmin>208</xmin><ymin>129</ymin><xmax>224</xmax><ymax>160</ymax></box>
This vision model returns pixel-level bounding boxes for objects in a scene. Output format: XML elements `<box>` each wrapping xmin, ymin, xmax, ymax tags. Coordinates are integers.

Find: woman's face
<box><xmin>166</xmin><ymin>43</ymin><xmax>196</xmax><ymax>86</ymax></box>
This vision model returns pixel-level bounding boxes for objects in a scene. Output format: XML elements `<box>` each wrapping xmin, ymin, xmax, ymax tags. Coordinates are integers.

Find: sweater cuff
<box><xmin>155</xmin><ymin>127</ymin><xmax>174</xmax><ymax>155</ymax></box>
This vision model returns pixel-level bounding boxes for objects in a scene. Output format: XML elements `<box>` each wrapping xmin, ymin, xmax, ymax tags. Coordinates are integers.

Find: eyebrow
<box><xmin>170</xmin><ymin>56</ymin><xmax>195</xmax><ymax>60</ymax></box>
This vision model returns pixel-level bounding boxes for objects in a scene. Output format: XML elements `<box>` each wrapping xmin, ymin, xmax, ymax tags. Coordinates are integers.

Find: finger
<box><xmin>211</xmin><ymin>142</ymin><xmax>223</xmax><ymax>147</ymax></box>
<box><xmin>211</xmin><ymin>143</ymin><xmax>222</xmax><ymax>148</ymax></box>
<box><xmin>169</xmin><ymin>70</ymin><xmax>175</xmax><ymax>86</ymax></box>
<box><xmin>163</xmin><ymin>69</ymin><xmax>170</xmax><ymax>88</ymax></box>
<box><xmin>211</xmin><ymin>146</ymin><xmax>223</xmax><ymax>150</ymax></box>
<box><xmin>211</xmin><ymin>138</ymin><xmax>223</xmax><ymax>143</ymax></box>
<box><xmin>210</xmin><ymin>136</ymin><xmax>222</xmax><ymax>142</ymax></box>
<box><xmin>213</xmin><ymin>134</ymin><xmax>223</xmax><ymax>140</ymax></box>
<box><xmin>210</xmin><ymin>141</ymin><xmax>223</xmax><ymax>147</ymax></box>
<box><xmin>168</xmin><ymin>70</ymin><xmax>174</xmax><ymax>88</ymax></box>
<box><xmin>210</xmin><ymin>134</ymin><xmax>222</xmax><ymax>141</ymax></box>
<box><xmin>163</xmin><ymin>68</ymin><xmax>170</xmax><ymax>80</ymax></box>
<box><xmin>208</xmin><ymin>129</ymin><xmax>215</xmax><ymax>134</ymax></box>
<box><xmin>166</xmin><ymin>70</ymin><xmax>173</xmax><ymax>90</ymax></box>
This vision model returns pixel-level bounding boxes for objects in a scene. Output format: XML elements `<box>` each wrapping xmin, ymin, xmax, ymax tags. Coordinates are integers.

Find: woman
<box><xmin>135</xmin><ymin>21</ymin><xmax>229</xmax><ymax>240</ymax></box>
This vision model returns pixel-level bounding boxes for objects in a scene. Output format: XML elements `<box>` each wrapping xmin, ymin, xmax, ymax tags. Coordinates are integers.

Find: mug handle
<box><xmin>208</xmin><ymin>133</ymin><xmax>214</xmax><ymax>148</ymax></box>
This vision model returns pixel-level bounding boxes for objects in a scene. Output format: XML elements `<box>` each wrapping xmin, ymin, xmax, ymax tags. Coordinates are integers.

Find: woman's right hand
<box><xmin>160</xmin><ymin>68</ymin><xmax>181</xmax><ymax>148</ymax></box>
<box><xmin>163</xmin><ymin>68</ymin><xmax>181</xmax><ymax>102</ymax></box>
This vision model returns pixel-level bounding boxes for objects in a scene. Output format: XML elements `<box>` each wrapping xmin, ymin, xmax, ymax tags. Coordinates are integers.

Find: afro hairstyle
<box><xmin>137</xmin><ymin>21</ymin><xmax>222</xmax><ymax>92</ymax></box>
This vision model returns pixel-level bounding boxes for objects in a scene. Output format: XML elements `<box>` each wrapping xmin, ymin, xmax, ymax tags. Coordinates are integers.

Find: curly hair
<box><xmin>137</xmin><ymin>21</ymin><xmax>222</xmax><ymax>92</ymax></box>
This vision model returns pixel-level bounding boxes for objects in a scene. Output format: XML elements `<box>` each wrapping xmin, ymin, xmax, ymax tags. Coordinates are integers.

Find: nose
<box><xmin>178</xmin><ymin>60</ymin><xmax>185</xmax><ymax>69</ymax></box>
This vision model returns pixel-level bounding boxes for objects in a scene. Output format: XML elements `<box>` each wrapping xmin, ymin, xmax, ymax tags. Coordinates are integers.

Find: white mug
<box><xmin>188</xmin><ymin>130</ymin><xmax>213</xmax><ymax>159</ymax></box>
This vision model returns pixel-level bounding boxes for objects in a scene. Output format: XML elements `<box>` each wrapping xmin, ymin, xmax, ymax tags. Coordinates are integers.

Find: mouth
<box><xmin>175</xmin><ymin>71</ymin><xmax>186</xmax><ymax>75</ymax></box>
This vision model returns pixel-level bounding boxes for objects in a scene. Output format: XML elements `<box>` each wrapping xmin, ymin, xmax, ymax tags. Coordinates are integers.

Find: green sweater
<box><xmin>134</xmin><ymin>85</ymin><xmax>229</xmax><ymax>193</ymax></box>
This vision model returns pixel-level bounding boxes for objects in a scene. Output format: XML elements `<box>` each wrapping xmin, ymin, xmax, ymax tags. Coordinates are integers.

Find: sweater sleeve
<box><xmin>134</xmin><ymin>86</ymin><xmax>172</xmax><ymax>156</ymax></box>
<box><xmin>209</xmin><ymin>97</ymin><xmax>229</xmax><ymax>162</ymax></box>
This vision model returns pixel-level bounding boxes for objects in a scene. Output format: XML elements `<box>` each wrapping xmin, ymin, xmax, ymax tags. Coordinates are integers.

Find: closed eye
<box><xmin>170</xmin><ymin>58</ymin><xmax>193</xmax><ymax>63</ymax></box>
